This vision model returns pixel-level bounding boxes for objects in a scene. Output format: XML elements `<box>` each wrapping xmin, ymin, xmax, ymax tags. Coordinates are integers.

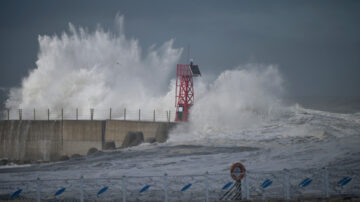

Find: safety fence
<box><xmin>0</xmin><ymin>108</ymin><xmax>176</xmax><ymax>122</ymax></box>
<box><xmin>0</xmin><ymin>168</ymin><xmax>359</xmax><ymax>201</ymax></box>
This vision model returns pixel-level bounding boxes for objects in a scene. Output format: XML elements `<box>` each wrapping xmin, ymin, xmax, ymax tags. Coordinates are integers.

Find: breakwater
<box><xmin>0</xmin><ymin>120</ymin><xmax>175</xmax><ymax>162</ymax></box>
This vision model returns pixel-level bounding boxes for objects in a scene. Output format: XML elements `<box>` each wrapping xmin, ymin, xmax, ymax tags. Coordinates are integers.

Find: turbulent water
<box><xmin>1</xmin><ymin>15</ymin><xmax>360</xmax><ymax>200</ymax></box>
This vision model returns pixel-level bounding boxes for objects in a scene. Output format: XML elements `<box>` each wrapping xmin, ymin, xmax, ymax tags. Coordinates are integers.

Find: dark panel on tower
<box><xmin>190</xmin><ymin>65</ymin><xmax>201</xmax><ymax>76</ymax></box>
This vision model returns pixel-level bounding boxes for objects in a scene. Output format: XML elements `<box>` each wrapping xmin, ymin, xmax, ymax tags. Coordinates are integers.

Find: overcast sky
<box><xmin>0</xmin><ymin>0</ymin><xmax>359</xmax><ymax>97</ymax></box>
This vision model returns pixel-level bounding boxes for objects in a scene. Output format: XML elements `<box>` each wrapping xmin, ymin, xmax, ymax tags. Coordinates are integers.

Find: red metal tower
<box><xmin>175</xmin><ymin>62</ymin><xmax>201</xmax><ymax>122</ymax></box>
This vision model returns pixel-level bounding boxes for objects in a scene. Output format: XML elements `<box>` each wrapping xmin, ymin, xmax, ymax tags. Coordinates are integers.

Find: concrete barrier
<box><xmin>0</xmin><ymin>120</ymin><xmax>176</xmax><ymax>162</ymax></box>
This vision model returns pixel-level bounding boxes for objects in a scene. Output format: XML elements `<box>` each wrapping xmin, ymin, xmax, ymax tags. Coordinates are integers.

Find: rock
<box><xmin>71</xmin><ymin>154</ymin><xmax>82</xmax><ymax>159</ymax></box>
<box><xmin>87</xmin><ymin>147</ymin><xmax>98</xmax><ymax>155</ymax></box>
<box><xmin>122</xmin><ymin>131</ymin><xmax>144</xmax><ymax>148</ymax></box>
<box><xmin>0</xmin><ymin>159</ymin><xmax>8</xmax><ymax>166</ymax></box>
<box><xmin>145</xmin><ymin>137</ymin><xmax>156</xmax><ymax>143</ymax></box>
<box><xmin>58</xmin><ymin>155</ymin><xmax>69</xmax><ymax>161</ymax></box>
<box><xmin>155</xmin><ymin>131</ymin><xmax>168</xmax><ymax>143</ymax></box>
<box><xmin>104</xmin><ymin>141</ymin><xmax>116</xmax><ymax>150</ymax></box>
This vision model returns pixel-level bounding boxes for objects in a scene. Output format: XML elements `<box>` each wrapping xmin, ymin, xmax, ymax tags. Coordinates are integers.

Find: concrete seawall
<box><xmin>0</xmin><ymin>120</ymin><xmax>176</xmax><ymax>162</ymax></box>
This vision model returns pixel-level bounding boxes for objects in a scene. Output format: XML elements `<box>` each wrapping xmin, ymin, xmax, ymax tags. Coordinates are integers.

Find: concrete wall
<box><xmin>0</xmin><ymin>120</ymin><xmax>175</xmax><ymax>162</ymax></box>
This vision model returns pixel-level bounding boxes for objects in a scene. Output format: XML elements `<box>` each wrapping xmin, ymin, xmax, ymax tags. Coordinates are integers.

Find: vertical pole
<box><xmin>168</xmin><ymin>110</ymin><xmax>171</xmax><ymax>123</ymax></box>
<box><xmin>109</xmin><ymin>108</ymin><xmax>112</xmax><ymax>120</ymax></box>
<box><xmin>90</xmin><ymin>108</ymin><xmax>94</xmax><ymax>120</ymax></box>
<box><xmin>7</xmin><ymin>108</ymin><xmax>9</xmax><ymax>120</ymax></box>
<box><xmin>47</xmin><ymin>109</ymin><xmax>50</xmax><ymax>121</ymax></box>
<box><xmin>205</xmin><ymin>171</ymin><xmax>209</xmax><ymax>202</ymax></box>
<box><xmin>244</xmin><ymin>171</ymin><xmax>249</xmax><ymax>200</ymax></box>
<box><xmin>139</xmin><ymin>109</ymin><xmax>141</xmax><ymax>121</ymax></box>
<box><xmin>19</xmin><ymin>109</ymin><xmax>22</xmax><ymax>121</ymax></box>
<box><xmin>33</xmin><ymin>108</ymin><xmax>36</xmax><ymax>120</ymax></box>
<box><xmin>164</xmin><ymin>173</ymin><xmax>168</xmax><ymax>202</ymax></box>
<box><xmin>283</xmin><ymin>170</ymin><xmax>290</xmax><ymax>200</ymax></box>
<box><xmin>323</xmin><ymin>167</ymin><xmax>329</xmax><ymax>198</ymax></box>
<box><xmin>122</xmin><ymin>176</ymin><xmax>127</xmax><ymax>202</ymax></box>
<box><xmin>36</xmin><ymin>177</ymin><xmax>41</xmax><ymax>202</ymax></box>
<box><xmin>124</xmin><ymin>108</ymin><xmax>126</xmax><ymax>120</ymax></box>
<box><xmin>166</xmin><ymin>111</ymin><xmax>169</xmax><ymax>122</ymax></box>
<box><xmin>153</xmin><ymin>110</ymin><xmax>155</xmax><ymax>122</ymax></box>
<box><xmin>80</xmin><ymin>175</ymin><xmax>84</xmax><ymax>202</ymax></box>
<box><xmin>61</xmin><ymin>108</ymin><xmax>63</xmax><ymax>121</ymax></box>
<box><xmin>76</xmin><ymin>108</ymin><xmax>78</xmax><ymax>120</ymax></box>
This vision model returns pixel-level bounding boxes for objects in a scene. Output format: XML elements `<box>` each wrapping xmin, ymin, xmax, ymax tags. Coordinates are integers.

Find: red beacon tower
<box><xmin>175</xmin><ymin>61</ymin><xmax>201</xmax><ymax>122</ymax></box>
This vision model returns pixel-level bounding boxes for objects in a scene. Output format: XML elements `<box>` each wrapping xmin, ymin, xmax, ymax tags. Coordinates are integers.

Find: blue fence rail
<box><xmin>0</xmin><ymin>168</ymin><xmax>359</xmax><ymax>201</ymax></box>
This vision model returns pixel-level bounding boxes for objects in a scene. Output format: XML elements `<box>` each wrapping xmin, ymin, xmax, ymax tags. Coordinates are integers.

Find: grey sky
<box><xmin>0</xmin><ymin>0</ymin><xmax>359</xmax><ymax>96</ymax></box>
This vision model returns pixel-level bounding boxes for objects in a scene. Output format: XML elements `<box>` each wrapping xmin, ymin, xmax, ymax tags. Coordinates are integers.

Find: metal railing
<box><xmin>0</xmin><ymin>168</ymin><xmax>359</xmax><ymax>201</ymax></box>
<box><xmin>0</xmin><ymin>108</ymin><xmax>175</xmax><ymax>122</ymax></box>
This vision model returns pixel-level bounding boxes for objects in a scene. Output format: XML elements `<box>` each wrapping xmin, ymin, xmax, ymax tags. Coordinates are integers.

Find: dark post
<box><xmin>33</xmin><ymin>108</ymin><xmax>36</xmax><ymax>120</ymax></box>
<box><xmin>76</xmin><ymin>108</ymin><xmax>78</xmax><ymax>120</ymax></box>
<box><xmin>153</xmin><ymin>109</ymin><xmax>155</xmax><ymax>122</ymax></box>
<box><xmin>124</xmin><ymin>108</ymin><xmax>126</xmax><ymax>120</ymax></box>
<box><xmin>139</xmin><ymin>109</ymin><xmax>141</xmax><ymax>121</ymax></box>
<box><xmin>61</xmin><ymin>108</ymin><xmax>63</xmax><ymax>121</ymax></box>
<box><xmin>109</xmin><ymin>108</ymin><xmax>112</xmax><ymax>120</ymax></box>
<box><xmin>90</xmin><ymin>108</ymin><xmax>94</xmax><ymax>120</ymax></box>
<box><xmin>19</xmin><ymin>109</ymin><xmax>22</xmax><ymax>121</ymax></box>
<box><xmin>168</xmin><ymin>110</ymin><xmax>171</xmax><ymax>123</ymax></box>
<box><xmin>7</xmin><ymin>108</ymin><xmax>9</xmax><ymax>120</ymax></box>
<box><xmin>47</xmin><ymin>109</ymin><xmax>50</xmax><ymax>121</ymax></box>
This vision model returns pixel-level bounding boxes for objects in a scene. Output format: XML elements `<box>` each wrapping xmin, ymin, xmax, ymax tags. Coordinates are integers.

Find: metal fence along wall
<box><xmin>0</xmin><ymin>168</ymin><xmax>359</xmax><ymax>201</ymax></box>
<box><xmin>0</xmin><ymin>108</ymin><xmax>176</xmax><ymax>122</ymax></box>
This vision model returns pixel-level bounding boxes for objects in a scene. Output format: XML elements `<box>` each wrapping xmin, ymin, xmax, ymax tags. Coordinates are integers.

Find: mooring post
<box><xmin>323</xmin><ymin>167</ymin><xmax>329</xmax><ymax>198</ymax></box>
<box><xmin>153</xmin><ymin>110</ymin><xmax>155</xmax><ymax>122</ymax></box>
<box><xmin>109</xmin><ymin>108</ymin><xmax>112</xmax><ymax>120</ymax></box>
<box><xmin>36</xmin><ymin>177</ymin><xmax>41</xmax><ymax>202</ymax></box>
<box><xmin>205</xmin><ymin>171</ymin><xmax>209</xmax><ymax>202</ymax></box>
<box><xmin>122</xmin><ymin>176</ymin><xmax>127</xmax><ymax>202</ymax></box>
<box><xmin>7</xmin><ymin>108</ymin><xmax>9</xmax><ymax>120</ymax></box>
<box><xmin>164</xmin><ymin>173</ymin><xmax>168</xmax><ymax>202</ymax></box>
<box><xmin>19</xmin><ymin>109</ymin><xmax>22</xmax><ymax>121</ymax></box>
<box><xmin>124</xmin><ymin>108</ymin><xmax>126</xmax><ymax>120</ymax></box>
<box><xmin>76</xmin><ymin>108</ymin><xmax>78</xmax><ymax>120</ymax></box>
<box><xmin>90</xmin><ymin>108</ymin><xmax>94</xmax><ymax>120</ymax></box>
<box><xmin>33</xmin><ymin>108</ymin><xmax>36</xmax><ymax>120</ymax></box>
<box><xmin>47</xmin><ymin>109</ymin><xmax>50</xmax><ymax>121</ymax></box>
<box><xmin>80</xmin><ymin>175</ymin><xmax>84</xmax><ymax>202</ymax></box>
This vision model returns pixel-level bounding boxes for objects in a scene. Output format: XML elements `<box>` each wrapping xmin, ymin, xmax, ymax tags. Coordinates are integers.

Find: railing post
<box><xmin>124</xmin><ymin>108</ymin><xmax>126</xmax><ymax>120</ymax></box>
<box><xmin>122</xmin><ymin>176</ymin><xmax>127</xmax><ymax>202</ymax></box>
<box><xmin>36</xmin><ymin>177</ymin><xmax>41</xmax><ymax>202</ymax></box>
<box><xmin>283</xmin><ymin>170</ymin><xmax>290</xmax><ymax>200</ymax></box>
<box><xmin>109</xmin><ymin>108</ymin><xmax>112</xmax><ymax>120</ymax></box>
<box><xmin>166</xmin><ymin>110</ymin><xmax>169</xmax><ymax>122</ymax></box>
<box><xmin>80</xmin><ymin>175</ymin><xmax>84</xmax><ymax>202</ymax></box>
<box><xmin>7</xmin><ymin>108</ymin><xmax>9</xmax><ymax>120</ymax></box>
<box><xmin>323</xmin><ymin>167</ymin><xmax>329</xmax><ymax>198</ymax></box>
<box><xmin>205</xmin><ymin>171</ymin><xmax>209</xmax><ymax>202</ymax></box>
<box><xmin>139</xmin><ymin>109</ymin><xmax>141</xmax><ymax>121</ymax></box>
<box><xmin>164</xmin><ymin>173</ymin><xmax>168</xmax><ymax>202</ymax></box>
<box><xmin>61</xmin><ymin>108</ymin><xmax>63</xmax><ymax>121</ymax></box>
<box><xmin>90</xmin><ymin>108</ymin><xmax>94</xmax><ymax>120</ymax></box>
<box><xmin>76</xmin><ymin>108</ymin><xmax>78</xmax><ymax>120</ymax></box>
<box><xmin>47</xmin><ymin>109</ymin><xmax>50</xmax><ymax>121</ymax></box>
<box><xmin>153</xmin><ymin>110</ymin><xmax>155</xmax><ymax>122</ymax></box>
<box><xmin>19</xmin><ymin>109</ymin><xmax>22</xmax><ymax>121</ymax></box>
<box><xmin>33</xmin><ymin>108</ymin><xmax>36</xmax><ymax>120</ymax></box>
<box><xmin>168</xmin><ymin>110</ymin><xmax>171</xmax><ymax>123</ymax></box>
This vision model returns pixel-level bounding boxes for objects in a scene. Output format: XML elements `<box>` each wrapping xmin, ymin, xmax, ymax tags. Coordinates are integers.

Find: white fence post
<box><xmin>122</xmin><ymin>176</ymin><xmax>127</xmax><ymax>202</ymax></box>
<box><xmin>80</xmin><ymin>175</ymin><xmax>84</xmax><ymax>202</ymax></box>
<box><xmin>36</xmin><ymin>177</ymin><xmax>41</xmax><ymax>202</ymax></box>
<box><xmin>164</xmin><ymin>173</ymin><xmax>168</xmax><ymax>202</ymax></box>
<box><xmin>323</xmin><ymin>167</ymin><xmax>329</xmax><ymax>198</ymax></box>
<box><xmin>283</xmin><ymin>170</ymin><xmax>290</xmax><ymax>200</ymax></box>
<box><xmin>205</xmin><ymin>171</ymin><xmax>209</xmax><ymax>202</ymax></box>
